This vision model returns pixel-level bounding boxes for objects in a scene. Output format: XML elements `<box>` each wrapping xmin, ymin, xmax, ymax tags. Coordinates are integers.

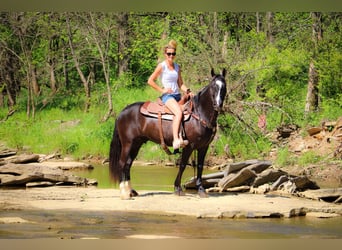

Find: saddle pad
<box><xmin>140</xmin><ymin>101</ymin><xmax>191</xmax><ymax>121</ymax></box>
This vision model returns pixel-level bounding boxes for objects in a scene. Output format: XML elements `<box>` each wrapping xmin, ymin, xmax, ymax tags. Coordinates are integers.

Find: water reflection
<box><xmin>74</xmin><ymin>164</ymin><xmax>208</xmax><ymax>190</ymax></box>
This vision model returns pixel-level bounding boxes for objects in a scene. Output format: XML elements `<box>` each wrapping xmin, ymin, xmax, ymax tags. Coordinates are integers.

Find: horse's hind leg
<box><xmin>119</xmin><ymin>140</ymin><xmax>144</xmax><ymax>199</ymax></box>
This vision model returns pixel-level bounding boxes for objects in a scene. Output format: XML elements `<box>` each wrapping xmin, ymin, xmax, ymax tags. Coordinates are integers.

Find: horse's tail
<box><xmin>109</xmin><ymin>120</ymin><xmax>121</xmax><ymax>183</ymax></box>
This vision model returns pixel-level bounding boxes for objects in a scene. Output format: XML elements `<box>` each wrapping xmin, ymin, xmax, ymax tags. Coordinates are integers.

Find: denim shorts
<box><xmin>161</xmin><ymin>93</ymin><xmax>181</xmax><ymax>104</ymax></box>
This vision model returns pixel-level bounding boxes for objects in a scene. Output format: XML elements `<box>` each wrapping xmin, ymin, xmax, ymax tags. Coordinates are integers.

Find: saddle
<box><xmin>140</xmin><ymin>94</ymin><xmax>192</xmax><ymax>121</ymax></box>
<box><xmin>140</xmin><ymin>94</ymin><xmax>193</xmax><ymax>155</ymax></box>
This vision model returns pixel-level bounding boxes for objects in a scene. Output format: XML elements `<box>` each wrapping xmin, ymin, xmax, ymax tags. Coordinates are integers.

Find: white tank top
<box><xmin>160</xmin><ymin>61</ymin><xmax>180</xmax><ymax>94</ymax></box>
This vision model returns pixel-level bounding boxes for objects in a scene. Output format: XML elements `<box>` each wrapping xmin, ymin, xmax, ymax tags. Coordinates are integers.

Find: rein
<box><xmin>189</xmin><ymin>107</ymin><xmax>215</xmax><ymax>129</ymax></box>
<box><xmin>188</xmin><ymin>84</ymin><xmax>218</xmax><ymax>130</ymax></box>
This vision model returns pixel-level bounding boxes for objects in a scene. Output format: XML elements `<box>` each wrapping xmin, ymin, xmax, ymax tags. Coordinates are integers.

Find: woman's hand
<box><xmin>163</xmin><ymin>88</ymin><xmax>173</xmax><ymax>94</ymax></box>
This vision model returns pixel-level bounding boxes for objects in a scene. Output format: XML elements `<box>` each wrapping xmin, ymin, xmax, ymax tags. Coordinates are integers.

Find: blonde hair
<box><xmin>164</xmin><ymin>39</ymin><xmax>177</xmax><ymax>52</ymax></box>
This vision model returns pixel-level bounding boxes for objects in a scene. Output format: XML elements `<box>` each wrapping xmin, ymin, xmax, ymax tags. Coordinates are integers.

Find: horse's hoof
<box><xmin>174</xmin><ymin>186</ymin><xmax>185</xmax><ymax>196</ymax></box>
<box><xmin>120</xmin><ymin>193</ymin><xmax>133</xmax><ymax>200</ymax></box>
<box><xmin>198</xmin><ymin>190</ymin><xmax>208</xmax><ymax>198</ymax></box>
<box><xmin>131</xmin><ymin>189</ymin><xmax>139</xmax><ymax>197</ymax></box>
<box><xmin>174</xmin><ymin>190</ymin><xmax>186</xmax><ymax>196</ymax></box>
<box><xmin>173</xmin><ymin>149</ymin><xmax>180</xmax><ymax>154</ymax></box>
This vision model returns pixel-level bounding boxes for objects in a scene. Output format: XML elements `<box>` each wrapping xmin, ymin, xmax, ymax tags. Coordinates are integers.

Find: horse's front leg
<box><xmin>196</xmin><ymin>147</ymin><xmax>209</xmax><ymax>198</ymax></box>
<box><xmin>174</xmin><ymin>164</ymin><xmax>186</xmax><ymax>196</ymax></box>
<box><xmin>174</xmin><ymin>148</ymin><xmax>193</xmax><ymax>196</ymax></box>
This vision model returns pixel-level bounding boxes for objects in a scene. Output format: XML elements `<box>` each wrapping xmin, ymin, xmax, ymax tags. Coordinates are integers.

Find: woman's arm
<box><xmin>147</xmin><ymin>64</ymin><xmax>164</xmax><ymax>94</ymax></box>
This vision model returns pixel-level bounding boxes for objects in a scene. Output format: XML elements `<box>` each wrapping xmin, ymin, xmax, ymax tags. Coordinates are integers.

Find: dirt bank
<box><xmin>1</xmin><ymin>186</ymin><xmax>341</xmax><ymax>219</ymax></box>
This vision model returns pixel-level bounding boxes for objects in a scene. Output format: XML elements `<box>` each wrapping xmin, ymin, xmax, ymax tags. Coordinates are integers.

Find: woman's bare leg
<box><xmin>165</xmin><ymin>99</ymin><xmax>184</xmax><ymax>149</ymax></box>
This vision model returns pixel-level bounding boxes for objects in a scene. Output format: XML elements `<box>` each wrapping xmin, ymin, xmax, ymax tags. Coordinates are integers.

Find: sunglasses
<box><xmin>166</xmin><ymin>52</ymin><xmax>176</xmax><ymax>56</ymax></box>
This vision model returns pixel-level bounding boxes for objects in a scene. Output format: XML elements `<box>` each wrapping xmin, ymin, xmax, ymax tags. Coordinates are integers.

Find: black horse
<box><xmin>109</xmin><ymin>69</ymin><xmax>227</xmax><ymax>199</ymax></box>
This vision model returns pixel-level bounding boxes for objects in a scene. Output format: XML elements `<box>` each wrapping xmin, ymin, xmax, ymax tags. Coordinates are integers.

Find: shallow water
<box><xmin>74</xmin><ymin>164</ymin><xmax>210</xmax><ymax>190</ymax></box>
<box><xmin>1</xmin><ymin>165</ymin><xmax>341</xmax><ymax>239</ymax></box>
<box><xmin>1</xmin><ymin>209</ymin><xmax>341</xmax><ymax>239</ymax></box>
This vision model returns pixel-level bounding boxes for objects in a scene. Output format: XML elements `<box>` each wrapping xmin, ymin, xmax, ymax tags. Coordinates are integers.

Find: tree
<box><xmin>86</xmin><ymin>12</ymin><xmax>117</xmax><ymax>121</ymax></box>
<box><xmin>0</xmin><ymin>13</ymin><xmax>20</xmax><ymax>112</ymax></box>
<box><xmin>305</xmin><ymin>12</ymin><xmax>322</xmax><ymax>115</ymax></box>
<box><xmin>117</xmin><ymin>13</ymin><xmax>129</xmax><ymax>77</ymax></box>
<box><xmin>65</xmin><ymin>13</ymin><xmax>92</xmax><ymax>113</ymax></box>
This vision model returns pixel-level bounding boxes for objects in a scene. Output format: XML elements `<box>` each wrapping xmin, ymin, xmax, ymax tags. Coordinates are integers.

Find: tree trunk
<box><xmin>305</xmin><ymin>12</ymin><xmax>322</xmax><ymax>115</ymax></box>
<box><xmin>49</xmin><ymin>61</ymin><xmax>57</xmax><ymax>93</ymax></box>
<box><xmin>221</xmin><ymin>31</ymin><xmax>228</xmax><ymax>60</ymax></box>
<box><xmin>31</xmin><ymin>66</ymin><xmax>40</xmax><ymax>95</ymax></box>
<box><xmin>66</xmin><ymin>14</ymin><xmax>91</xmax><ymax>113</ymax></box>
<box><xmin>117</xmin><ymin>13</ymin><xmax>129</xmax><ymax>76</ymax></box>
<box><xmin>305</xmin><ymin>61</ymin><xmax>319</xmax><ymax>113</ymax></box>
<box><xmin>256</xmin><ymin>12</ymin><xmax>262</xmax><ymax>33</ymax></box>
<box><xmin>88</xmin><ymin>13</ymin><xmax>114</xmax><ymax>122</ymax></box>
<box><xmin>62</xmin><ymin>47</ymin><xmax>69</xmax><ymax>89</ymax></box>
<box><xmin>266</xmin><ymin>12</ymin><xmax>274</xmax><ymax>43</ymax></box>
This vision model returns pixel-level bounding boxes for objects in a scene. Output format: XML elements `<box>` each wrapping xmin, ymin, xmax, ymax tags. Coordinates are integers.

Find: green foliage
<box><xmin>0</xmin><ymin>12</ymin><xmax>341</xmax><ymax>164</ymax></box>
<box><xmin>275</xmin><ymin>147</ymin><xmax>295</xmax><ymax>167</ymax></box>
<box><xmin>297</xmin><ymin>151</ymin><xmax>322</xmax><ymax>166</ymax></box>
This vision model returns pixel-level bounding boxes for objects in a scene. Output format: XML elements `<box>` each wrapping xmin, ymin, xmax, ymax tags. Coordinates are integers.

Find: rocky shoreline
<box><xmin>0</xmin><ymin>146</ymin><xmax>341</xmax><ymax>221</ymax></box>
<box><xmin>0</xmin><ymin>149</ymin><xmax>97</xmax><ymax>187</ymax></box>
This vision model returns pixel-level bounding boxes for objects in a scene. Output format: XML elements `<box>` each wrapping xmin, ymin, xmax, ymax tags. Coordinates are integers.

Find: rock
<box><xmin>0</xmin><ymin>163</ymin><xmax>96</xmax><ymax>187</ymax></box>
<box><xmin>0</xmin><ymin>217</ymin><xmax>32</xmax><ymax>224</ymax></box>
<box><xmin>10</xmin><ymin>154</ymin><xmax>40</xmax><ymax>164</ymax></box>
<box><xmin>26</xmin><ymin>181</ymin><xmax>55</xmax><ymax>187</ymax></box>
<box><xmin>307</xmin><ymin>127</ymin><xmax>322</xmax><ymax>136</ymax></box>
<box><xmin>278</xmin><ymin>180</ymin><xmax>297</xmax><ymax>194</ymax></box>
<box><xmin>218</xmin><ymin>168</ymin><xmax>257</xmax><ymax>191</ymax></box>
<box><xmin>225</xmin><ymin>185</ymin><xmax>250</xmax><ymax>192</ymax></box>
<box><xmin>250</xmin><ymin>184</ymin><xmax>271</xmax><ymax>194</ymax></box>
<box><xmin>184</xmin><ymin>177</ymin><xmax>222</xmax><ymax>189</ymax></box>
<box><xmin>306</xmin><ymin>212</ymin><xmax>341</xmax><ymax>218</ymax></box>
<box><xmin>299</xmin><ymin>188</ymin><xmax>342</xmax><ymax>203</ymax></box>
<box><xmin>246</xmin><ymin>160</ymin><xmax>272</xmax><ymax>173</ymax></box>
<box><xmin>223</xmin><ymin>159</ymin><xmax>260</xmax><ymax>176</ymax></box>
<box><xmin>27</xmin><ymin>161</ymin><xmax>94</xmax><ymax>170</ymax></box>
<box><xmin>0</xmin><ymin>149</ymin><xmax>17</xmax><ymax>158</ymax></box>
<box><xmin>252</xmin><ymin>168</ymin><xmax>287</xmax><ymax>187</ymax></box>
<box><xmin>291</xmin><ymin>176</ymin><xmax>320</xmax><ymax>190</ymax></box>
<box><xmin>184</xmin><ymin>171</ymin><xmax>224</xmax><ymax>189</ymax></box>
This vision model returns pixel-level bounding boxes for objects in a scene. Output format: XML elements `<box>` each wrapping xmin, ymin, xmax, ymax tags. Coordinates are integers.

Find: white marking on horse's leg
<box><xmin>119</xmin><ymin>181</ymin><xmax>131</xmax><ymax>200</ymax></box>
<box><xmin>126</xmin><ymin>180</ymin><xmax>132</xmax><ymax>191</ymax></box>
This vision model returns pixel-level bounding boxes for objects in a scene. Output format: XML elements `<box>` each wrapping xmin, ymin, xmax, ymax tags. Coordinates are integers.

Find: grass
<box><xmin>0</xmin><ymin>86</ymin><xmax>173</xmax><ymax>160</ymax></box>
<box><xmin>0</xmin><ymin>84</ymin><xmax>340</xmax><ymax>166</ymax></box>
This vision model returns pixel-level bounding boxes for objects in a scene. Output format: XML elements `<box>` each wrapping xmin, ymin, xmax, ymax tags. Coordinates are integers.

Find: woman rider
<box><xmin>147</xmin><ymin>40</ymin><xmax>193</xmax><ymax>150</ymax></box>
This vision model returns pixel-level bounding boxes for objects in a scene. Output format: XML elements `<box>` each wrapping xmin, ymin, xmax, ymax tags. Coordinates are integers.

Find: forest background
<box><xmin>0</xmin><ymin>12</ymin><xmax>341</xmax><ymax>166</ymax></box>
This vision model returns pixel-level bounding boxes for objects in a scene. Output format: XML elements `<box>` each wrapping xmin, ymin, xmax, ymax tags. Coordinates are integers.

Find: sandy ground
<box><xmin>0</xmin><ymin>186</ymin><xmax>341</xmax><ymax>219</ymax></box>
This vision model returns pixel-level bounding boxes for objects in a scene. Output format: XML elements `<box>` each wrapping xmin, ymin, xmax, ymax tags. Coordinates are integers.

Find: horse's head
<box><xmin>210</xmin><ymin>68</ymin><xmax>227</xmax><ymax>111</ymax></box>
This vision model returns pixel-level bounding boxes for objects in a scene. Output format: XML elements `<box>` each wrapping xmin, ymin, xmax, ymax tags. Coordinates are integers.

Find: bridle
<box><xmin>188</xmin><ymin>76</ymin><xmax>226</xmax><ymax>130</ymax></box>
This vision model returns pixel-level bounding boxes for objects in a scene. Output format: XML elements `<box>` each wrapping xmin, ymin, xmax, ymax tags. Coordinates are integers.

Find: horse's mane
<box><xmin>193</xmin><ymin>77</ymin><xmax>215</xmax><ymax>105</ymax></box>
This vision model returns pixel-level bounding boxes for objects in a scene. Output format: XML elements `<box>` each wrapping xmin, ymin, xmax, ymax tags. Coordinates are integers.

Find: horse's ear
<box><xmin>211</xmin><ymin>68</ymin><xmax>215</xmax><ymax>77</ymax></box>
<box><xmin>222</xmin><ymin>68</ymin><xmax>227</xmax><ymax>78</ymax></box>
